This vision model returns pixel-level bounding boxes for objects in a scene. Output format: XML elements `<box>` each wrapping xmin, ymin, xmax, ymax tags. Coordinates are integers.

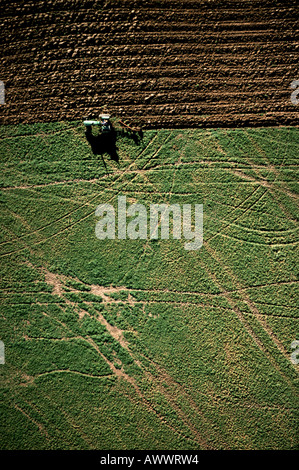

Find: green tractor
<box><xmin>83</xmin><ymin>114</ymin><xmax>112</xmax><ymax>133</ymax></box>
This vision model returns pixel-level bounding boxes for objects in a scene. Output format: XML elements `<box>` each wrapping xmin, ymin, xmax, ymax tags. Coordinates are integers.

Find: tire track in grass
<box><xmin>119</xmin><ymin>132</ymin><xmax>180</xmax><ymax>281</ymax></box>
<box><xmin>247</xmin><ymin>130</ymin><xmax>299</xmax><ymax>150</ymax></box>
<box><xmin>1</xmin><ymin>178</ymin><xmax>101</xmax><ymax>191</ymax></box>
<box><xmin>231</xmin><ymin>170</ymin><xmax>299</xmax><ymax>205</ymax></box>
<box><xmin>118</xmin><ymin>155</ymin><xmax>291</xmax><ymax>286</ymax></box>
<box><xmin>206</xmin><ymin>185</ymin><xmax>267</xmax><ymax>243</ymax></box>
<box><xmin>13</xmin><ymin>403</ymin><xmax>49</xmax><ymax>441</ymax></box>
<box><xmin>1</xmin><ymin>149</ymin><xmax>184</xmax><ymax>253</ymax></box>
<box><xmin>4</xmin><ymin>279</ymin><xmax>297</xmax><ymax>298</ymax></box>
<box><xmin>24</xmin><ymin>277</ymin><xmax>135</xmax><ymax>387</ymax></box>
<box><xmin>119</xmin><ymin>384</ymin><xmax>207</xmax><ymax>449</ymax></box>
<box><xmin>243</xmin><ymin>128</ymin><xmax>298</xmax><ymax>199</ymax></box>
<box><xmin>2</xmin><ymin>127</ymin><xmax>293</xmax><ymax>256</ymax></box>
<box><xmin>203</xmin><ymin>243</ymin><xmax>299</xmax><ymax>391</ymax></box>
<box><xmin>0</xmin><ymin>220</ymin><xmax>44</xmax><ymax>258</ymax></box>
<box><xmin>1</xmin><ymin>295</ymin><xmax>236</xmax><ymax>314</ymax></box>
<box><xmin>215</xmin><ymin>128</ymin><xmax>296</xmax><ymax>234</ymax></box>
<box><xmin>92</xmin><ymin>295</ymin><xmax>229</xmax><ymax>439</ymax></box>
<box><xmin>110</xmin><ymin>131</ymin><xmax>175</xmax><ymax>198</ymax></box>
<box><xmin>93</xmin><ymin>333</ymin><xmax>215</xmax><ymax>449</ymax></box>
<box><xmin>208</xmin><ymin>232</ymin><xmax>298</xmax><ymax>248</ymax></box>
<box><xmin>15</xmin><ymin>383</ymin><xmax>96</xmax><ymax>448</ymax></box>
<box><xmin>247</xmin><ymin>300</ymin><xmax>297</xmax><ymax>310</ymax></box>
<box><xmin>3</xmin><ymin>126</ymin><xmax>298</xmax><ymax>436</ymax></box>
<box><xmin>0</xmin><ymin>190</ymin><xmax>100</xmax><ymax>250</ymax></box>
<box><xmin>133</xmin><ymin>353</ymin><xmax>228</xmax><ymax>449</ymax></box>
<box><xmin>10</xmin><ymin>261</ymin><xmax>297</xmax><ymax>449</ymax></box>
<box><xmin>111</xmin><ymin>132</ymin><xmax>178</xmax><ymax>285</ymax></box>
<box><xmin>0</xmin><ymin>132</ymin><xmax>162</xmax><ymax>256</ymax></box>
<box><xmin>0</xmin><ymin>127</ymin><xmax>72</xmax><ymax>141</ymax></box>
<box><xmin>246</xmin><ymin>312</ymin><xmax>298</xmax><ymax>320</ymax></box>
<box><xmin>219</xmin><ymin>132</ymin><xmax>298</xmax><ymax>249</ymax></box>
<box><xmin>67</xmin><ymin>272</ymin><xmax>217</xmax><ymax>447</ymax></box>
<box><xmin>225</xmin><ymin>128</ymin><xmax>298</xmax><ymax>225</ymax></box>
<box><xmin>3</xmin><ymin>128</ymin><xmax>158</xmax><ymax>245</ymax></box>
<box><xmin>40</xmin><ymin>393</ymin><xmax>97</xmax><ymax>449</ymax></box>
<box><xmin>140</xmin><ymin>146</ymin><xmax>185</xmax><ymax>275</ymax></box>
<box><xmin>140</xmin><ymin>131</ymin><xmax>295</xmax><ymax>369</ymax></box>
<box><xmin>81</xmin><ymin>318</ymin><xmax>212</xmax><ymax>448</ymax></box>
<box><xmin>60</xmin><ymin>277</ymin><xmax>219</xmax><ymax>448</ymax></box>
<box><xmin>130</xmin><ymin>280</ymin><xmax>299</xmax><ymax>297</ymax></box>
<box><xmin>86</xmin><ymin>331</ymin><xmax>211</xmax><ymax>448</ymax></box>
<box><xmin>34</xmin><ymin>266</ymin><xmax>213</xmax><ymax>448</ymax></box>
<box><xmin>208</xmin><ymin>215</ymin><xmax>298</xmax><ymax>236</ymax></box>
<box><xmin>114</xmin><ymin>182</ymin><xmax>295</xmax><ymax>224</ymax></box>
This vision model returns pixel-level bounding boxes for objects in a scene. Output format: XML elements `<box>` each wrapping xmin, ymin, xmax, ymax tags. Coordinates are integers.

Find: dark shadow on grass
<box><xmin>85</xmin><ymin>125</ymin><xmax>144</xmax><ymax>170</ymax></box>
<box><xmin>85</xmin><ymin>126</ymin><xmax>119</xmax><ymax>166</ymax></box>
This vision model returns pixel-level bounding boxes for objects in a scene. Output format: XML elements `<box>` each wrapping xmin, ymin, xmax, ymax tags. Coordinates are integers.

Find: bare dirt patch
<box><xmin>43</xmin><ymin>270</ymin><xmax>63</xmax><ymax>297</ymax></box>
<box><xmin>90</xmin><ymin>284</ymin><xmax>128</xmax><ymax>302</ymax></box>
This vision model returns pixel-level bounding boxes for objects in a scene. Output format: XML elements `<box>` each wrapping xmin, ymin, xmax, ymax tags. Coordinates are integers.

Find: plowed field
<box><xmin>1</xmin><ymin>0</ymin><xmax>298</xmax><ymax>128</ymax></box>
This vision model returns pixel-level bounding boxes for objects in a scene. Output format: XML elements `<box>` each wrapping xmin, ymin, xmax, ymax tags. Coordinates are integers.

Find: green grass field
<box><xmin>0</xmin><ymin>122</ymin><xmax>298</xmax><ymax>450</ymax></box>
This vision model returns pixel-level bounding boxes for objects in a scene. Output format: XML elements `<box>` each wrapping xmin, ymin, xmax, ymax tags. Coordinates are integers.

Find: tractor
<box><xmin>83</xmin><ymin>114</ymin><xmax>112</xmax><ymax>134</ymax></box>
<box><xmin>83</xmin><ymin>114</ymin><xmax>143</xmax><ymax>146</ymax></box>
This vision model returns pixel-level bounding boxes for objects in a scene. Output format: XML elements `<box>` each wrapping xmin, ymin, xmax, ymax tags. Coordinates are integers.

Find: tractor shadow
<box><xmin>85</xmin><ymin>126</ymin><xmax>144</xmax><ymax>169</ymax></box>
<box><xmin>85</xmin><ymin>127</ymin><xmax>119</xmax><ymax>166</ymax></box>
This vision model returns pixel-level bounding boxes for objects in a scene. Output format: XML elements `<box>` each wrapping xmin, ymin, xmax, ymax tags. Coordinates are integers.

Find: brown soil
<box><xmin>0</xmin><ymin>0</ymin><xmax>298</xmax><ymax>129</ymax></box>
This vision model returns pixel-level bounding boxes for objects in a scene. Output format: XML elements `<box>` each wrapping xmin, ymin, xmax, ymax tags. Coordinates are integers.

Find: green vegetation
<box><xmin>0</xmin><ymin>122</ymin><xmax>298</xmax><ymax>450</ymax></box>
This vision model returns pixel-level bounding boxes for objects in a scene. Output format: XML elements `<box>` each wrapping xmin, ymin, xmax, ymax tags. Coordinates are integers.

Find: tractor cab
<box><xmin>99</xmin><ymin>114</ymin><xmax>111</xmax><ymax>133</ymax></box>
